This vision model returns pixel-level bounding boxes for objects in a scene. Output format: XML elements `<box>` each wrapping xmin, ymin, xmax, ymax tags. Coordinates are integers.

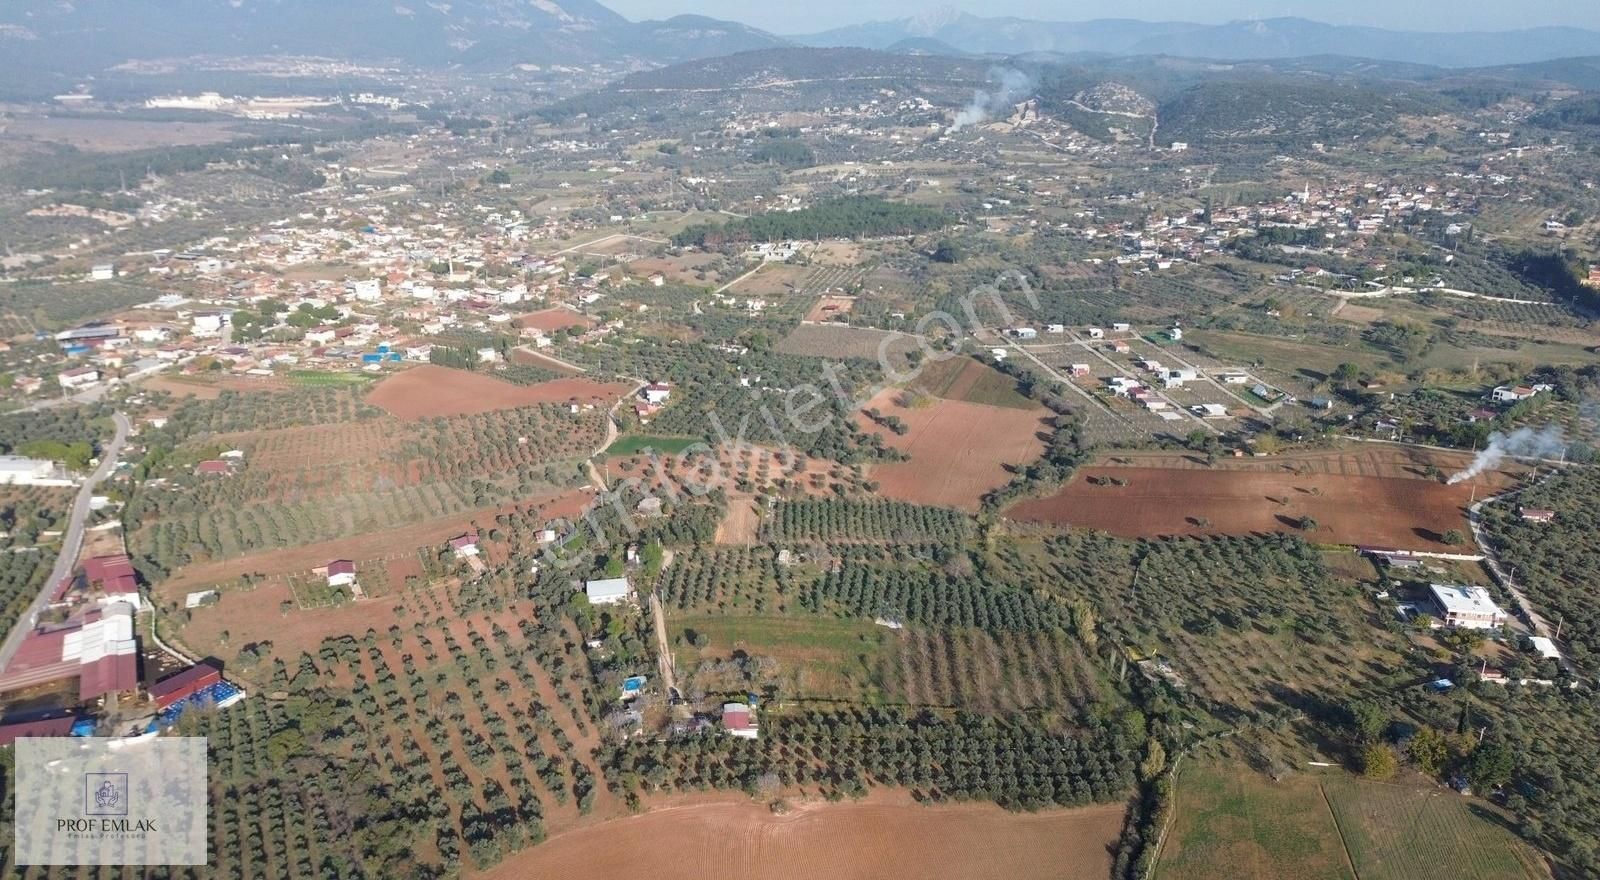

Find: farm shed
<box><xmin>0</xmin><ymin>715</ymin><xmax>77</xmax><ymax>747</ymax></box>
<box><xmin>1529</xmin><ymin>637</ymin><xmax>1562</xmax><ymax>661</ymax></box>
<box><xmin>722</xmin><ymin>702</ymin><xmax>759</xmax><ymax>739</ymax></box>
<box><xmin>150</xmin><ymin>662</ymin><xmax>223</xmax><ymax>711</ymax></box>
<box><xmin>585</xmin><ymin>577</ymin><xmax>631</xmax><ymax>606</ymax></box>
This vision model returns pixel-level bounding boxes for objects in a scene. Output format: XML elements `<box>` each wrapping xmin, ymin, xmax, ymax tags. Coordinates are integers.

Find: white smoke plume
<box><xmin>1447</xmin><ymin>426</ymin><xmax>1567</xmax><ymax>484</ymax></box>
<box><xmin>950</xmin><ymin>67</ymin><xmax>1034</xmax><ymax>132</ymax></box>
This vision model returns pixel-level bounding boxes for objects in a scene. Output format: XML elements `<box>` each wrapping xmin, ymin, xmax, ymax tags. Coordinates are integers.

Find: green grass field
<box><xmin>669</xmin><ymin>612</ymin><xmax>894</xmax><ymax>703</ymax></box>
<box><xmin>910</xmin><ymin>357</ymin><xmax>1035</xmax><ymax>410</ymax></box>
<box><xmin>1322</xmin><ymin>776</ymin><xmax>1547</xmax><ymax>880</ymax></box>
<box><xmin>1157</xmin><ymin>764</ymin><xmax>1354</xmax><ymax>880</ymax></box>
<box><xmin>1157</xmin><ymin>764</ymin><xmax>1548</xmax><ymax>880</ymax></box>
<box><xmin>605</xmin><ymin>434</ymin><xmax>703</xmax><ymax>456</ymax></box>
<box><xmin>289</xmin><ymin>370</ymin><xmax>376</xmax><ymax>387</ymax></box>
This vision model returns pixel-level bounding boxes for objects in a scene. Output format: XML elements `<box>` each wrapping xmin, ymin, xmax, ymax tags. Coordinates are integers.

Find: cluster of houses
<box><xmin>12</xmin><ymin>195</ymin><xmax>693</xmax><ymax>400</ymax></box>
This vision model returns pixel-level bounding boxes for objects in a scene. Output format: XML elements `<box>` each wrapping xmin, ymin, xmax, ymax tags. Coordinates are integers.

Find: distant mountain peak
<box><xmin>907</xmin><ymin>5</ymin><xmax>966</xmax><ymax>37</ymax></box>
<box><xmin>0</xmin><ymin>0</ymin><xmax>790</xmax><ymax>77</ymax></box>
<box><xmin>794</xmin><ymin>12</ymin><xmax>1600</xmax><ymax>69</ymax></box>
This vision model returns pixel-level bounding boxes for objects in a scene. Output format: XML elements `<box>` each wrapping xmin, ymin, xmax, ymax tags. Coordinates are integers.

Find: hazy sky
<box><xmin>605</xmin><ymin>1</ymin><xmax>1600</xmax><ymax>35</ymax></box>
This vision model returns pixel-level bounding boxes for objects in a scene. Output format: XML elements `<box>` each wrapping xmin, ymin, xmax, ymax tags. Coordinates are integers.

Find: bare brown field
<box><xmin>716</xmin><ymin>495</ymin><xmax>762</xmax><ymax>544</ymax></box>
<box><xmin>3</xmin><ymin>117</ymin><xmax>248</xmax><ymax>151</ymax></box>
<box><xmin>1008</xmin><ymin>448</ymin><xmax>1514</xmax><ymax>550</ymax></box>
<box><xmin>144</xmin><ymin>376</ymin><xmax>225</xmax><ymax>400</ymax></box>
<box><xmin>729</xmin><ymin>263</ymin><xmax>812</xmax><ymax>297</ymax></box>
<box><xmin>514</xmin><ymin>308</ymin><xmax>594</xmax><ymax>333</ymax></box>
<box><xmin>367</xmin><ymin>366</ymin><xmax>629</xmax><ymax>420</ymax></box>
<box><xmin>1332</xmin><ymin>301</ymin><xmax>1386</xmax><ymax>324</ymax></box>
<box><xmin>804</xmin><ymin>294</ymin><xmax>856</xmax><ymax>322</ymax></box>
<box><xmin>776</xmin><ymin>323</ymin><xmax>920</xmax><ymax>366</ymax></box>
<box><xmin>475</xmin><ymin>796</ymin><xmax>1125</xmax><ymax>880</ymax></box>
<box><xmin>856</xmin><ymin>388</ymin><xmax>1050</xmax><ymax>512</ymax></box>
<box><xmin>509</xmin><ymin>347</ymin><xmax>580</xmax><ymax>374</ymax></box>
<box><xmin>628</xmin><ymin>254</ymin><xmax>718</xmax><ymax>285</ymax></box>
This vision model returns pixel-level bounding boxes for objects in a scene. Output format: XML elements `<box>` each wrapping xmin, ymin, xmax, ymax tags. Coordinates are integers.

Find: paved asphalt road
<box><xmin>0</xmin><ymin>412</ymin><xmax>131</xmax><ymax>674</ymax></box>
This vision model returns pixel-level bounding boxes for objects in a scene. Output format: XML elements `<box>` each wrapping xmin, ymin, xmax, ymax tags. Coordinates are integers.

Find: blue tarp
<box><xmin>148</xmin><ymin>681</ymin><xmax>245</xmax><ymax>732</ymax></box>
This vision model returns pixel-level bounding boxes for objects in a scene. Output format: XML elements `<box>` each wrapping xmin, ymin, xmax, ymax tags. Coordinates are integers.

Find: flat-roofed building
<box><xmin>1428</xmin><ymin>584</ymin><xmax>1507</xmax><ymax>630</ymax></box>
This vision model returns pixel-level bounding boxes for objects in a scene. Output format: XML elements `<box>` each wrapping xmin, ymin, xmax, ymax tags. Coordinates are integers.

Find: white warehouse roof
<box><xmin>584</xmin><ymin>578</ymin><xmax>631</xmax><ymax>605</ymax></box>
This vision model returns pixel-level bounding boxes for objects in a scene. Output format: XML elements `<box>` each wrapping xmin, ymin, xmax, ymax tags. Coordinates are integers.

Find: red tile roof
<box><xmin>150</xmin><ymin>663</ymin><xmax>222</xmax><ymax>709</ymax></box>
<box><xmin>326</xmin><ymin>559</ymin><xmax>356</xmax><ymax>576</ymax></box>
<box><xmin>84</xmin><ymin>555</ymin><xmax>135</xmax><ymax>583</ymax></box>
<box><xmin>78</xmin><ymin>652</ymin><xmax>138</xmax><ymax>701</ymax></box>
<box><xmin>0</xmin><ymin>715</ymin><xmax>76</xmax><ymax>747</ymax></box>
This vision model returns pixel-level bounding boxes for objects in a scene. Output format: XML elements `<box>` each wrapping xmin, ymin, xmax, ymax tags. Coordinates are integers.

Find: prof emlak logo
<box><xmin>87</xmin><ymin>774</ymin><xmax>127</xmax><ymax>816</ymax></box>
<box><xmin>58</xmin><ymin>772</ymin><xmax>156</xmax><ymax>834</ymax></box>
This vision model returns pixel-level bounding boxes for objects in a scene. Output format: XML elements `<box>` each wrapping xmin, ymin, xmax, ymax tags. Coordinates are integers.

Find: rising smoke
<box><xmin>1447</xmin><ymin>426</ymin><xmax>1568</xmax><ymax>484</ymax></box>
<box><xmin>950</xmin><ymin>67</ymin><xmax>1034</xmax><ymax>132</ymax></box>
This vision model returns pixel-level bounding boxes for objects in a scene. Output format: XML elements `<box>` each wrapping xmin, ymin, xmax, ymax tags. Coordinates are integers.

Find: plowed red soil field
<box><xmin>514</xmin><ymin>308</ymin><xmax>593</xmax><ymax>332</ymax></box>
<box><xmin>1008</xmin><ymin>448</ymin><xmax>1514</xmax><ymax>550</ymax></box>
<box><xmin>367</xmin><ymin>365</ymin><xmax>630</xmax><ymax>419</ymax></box>
<box><xmin>855</xmin><ymin>388</ymin><xmax>1050</xmax><ymax>512</ymax></box>
<box><xmin>475</xmin><ymin>797</ymin><xmax>1125</xmax><ymax>880</ymax></box>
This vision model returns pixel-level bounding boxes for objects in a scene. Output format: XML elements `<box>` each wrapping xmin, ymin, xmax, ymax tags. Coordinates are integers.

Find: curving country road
<box><xmin>0</xmin><ymin>411</ymin><xmax>131</xmax><ymax>673</ymax></box>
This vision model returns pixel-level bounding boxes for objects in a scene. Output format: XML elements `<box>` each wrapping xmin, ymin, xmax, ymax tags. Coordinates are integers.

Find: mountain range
<box><xmin>2</xmin><ymin>0</ymin><xmax>1599</xmax><ymax>87</ymax></box>
<box><xmin>0</xmin><ymin>0</ymin><xmax>785</xmax><ymax>74</ymax></box>
<box><xmin>794</xmin><ymin>9</ymin><xmax>1600</xmax><ymax>69</ymax></box>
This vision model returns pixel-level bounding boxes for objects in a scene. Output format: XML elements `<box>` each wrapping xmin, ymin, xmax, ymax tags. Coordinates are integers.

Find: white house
<box><xmin>304</xmin><ymin>327</ymin><xmax>338</xmax><ymax>346</ymax></box>
<box><xmin>58</xmin><ymin>367</ymin><xmax>100</xmax><ymax>390</ymax></box>
<box><xmin>1163</xmin><ymin>368</ymin><xmax>1199</xmax><ymax>388</ymax></box>
<box><xmin>585</xmin><ymin>577</ymin><xmax>631</xmax><ymax>606</ymax></box>
<box><xmin>1086</xmin><ymin>327</ymin><xmax>1105</xmax><ymax>340</ymax></box>
<box><xmin>1007</xmin><ymin>327</ymin><xmax>1038</xmax><ymax>340</ymax></box>
<box><xmin>346</xmin><ymin>279</ymin><xmax>382</xmax><ymax>302</ymax></box>
<box><xmin>1491</xmin><ymin>384</ymin><xmax>1551</xmax><ymax>404</ymax></box>
<box><xmin>0</xmin><ymin>456</ymin><xmax>73</xmax><ymax>487</ymax></box>
<box><xmin>91</xmin><ymin>264</ymin><xmax>115</xmax><ymax>281</ymax></box>
<box><xmin>318</xmin><ymin>560</ymin><xmax>357</xmax><ymax>589</ymax></box>
<box><xmin>192</xmin><ymin>313</ymin><xmax>227</xmax><ymax>337</ymax></box>
<box><xmin>641</xmin><ymin>384</ymin><xmax>672</xmax><ymax>405</ymax></box>
<box><xmin>1428</xmin><ymin>584</ymin><xmax>1507</xmax><ymax>630</ymax></box>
